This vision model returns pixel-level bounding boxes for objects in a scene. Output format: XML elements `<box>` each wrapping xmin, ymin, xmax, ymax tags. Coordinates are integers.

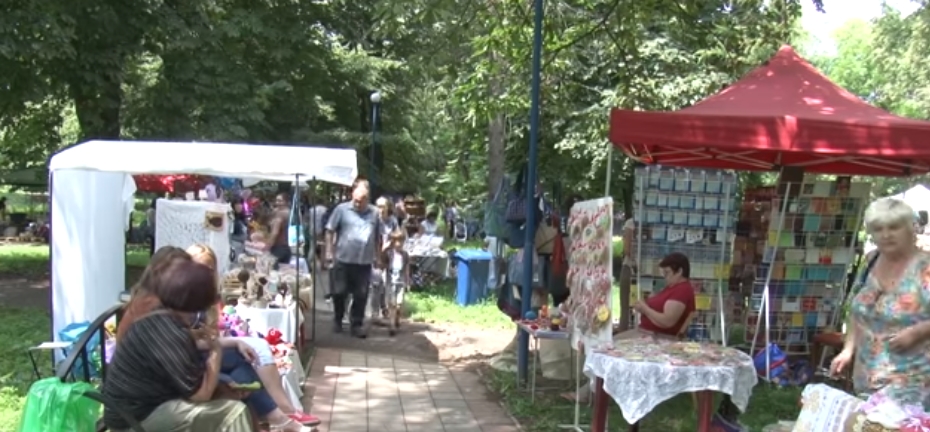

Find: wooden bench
<box><xmin>54</xmin><ymin>304</ymin><xmax>147</xmax><ymax>432</ymax></box>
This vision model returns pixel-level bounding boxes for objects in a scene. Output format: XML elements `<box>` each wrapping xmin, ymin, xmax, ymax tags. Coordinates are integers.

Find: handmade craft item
<box><xmin>239</xmin><ymin>273</ymin><xmax>270</xmax><ymax>308</ymax></box>
<box><xmin>564</xmin><ymin>198</ymin><xmax>614</xmax><ymax>349</ymax></box>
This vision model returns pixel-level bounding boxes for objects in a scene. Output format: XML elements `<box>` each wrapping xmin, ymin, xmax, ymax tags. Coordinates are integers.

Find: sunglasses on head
<box><xmin>191</xmin><ymin>311</ymin><xmax>206</xmax><ymax>330</ymax></box>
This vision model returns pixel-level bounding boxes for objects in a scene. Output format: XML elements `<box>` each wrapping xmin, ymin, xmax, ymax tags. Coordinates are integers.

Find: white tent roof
<box><xmin>49</xmin><ymin>140</ymin><xmax>358</xmax><ymax>186</ymax></box>
<box><xmin>890</xmin><ymin>184</ymin><xmax>930</xmax><ymax>211</ymax></box>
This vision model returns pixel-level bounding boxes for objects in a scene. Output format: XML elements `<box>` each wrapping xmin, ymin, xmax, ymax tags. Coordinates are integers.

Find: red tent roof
<box><xmin>133</xmin><ymin>175</ymin><xmax>208</xmax><ymax>194</ymax></box>
<box><xmin>610</xmin><ymin>45</ymin><xmax>930</xmax><ymax>176</ymax></box>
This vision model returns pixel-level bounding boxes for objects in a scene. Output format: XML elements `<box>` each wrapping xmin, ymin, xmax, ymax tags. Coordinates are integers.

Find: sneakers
<box><xmin>288</xmin><ymin>411</ymin><xmax>321</xmax><ymax>426</ymax></box>
<box><xmin>332</xmin><ymin>322</ymin><xmax>343</xmax><ymax>333</ymax></box>
<box><xmin>350</xmin><ymin>326</ymin><xmax>367</xmax><ymax>339</ymax></box>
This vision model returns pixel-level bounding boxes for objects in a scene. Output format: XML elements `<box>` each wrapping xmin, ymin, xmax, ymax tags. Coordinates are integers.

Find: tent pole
<box><xmin>750</xmin><ymin>183</ymin><xmax>792</xmax><ymax>381</ymax></box>
<box><xmin>294</xmin><ymin>174</ymin><xmax>302</xmax><ymax>349</ymax></box>
<box><xmin>309</xmin><ymin>177</ymin><xmax>317</xmax><ymax>343</ymax></box>
<box><xmin>518</xmin><ymin>0</ymin><xmax>544</xmax><ymax>384</ymax></box>
<box><xmin>604</xmin><ymin>144</ymin><xmax>612</xmax><ymax>197</ymax></box>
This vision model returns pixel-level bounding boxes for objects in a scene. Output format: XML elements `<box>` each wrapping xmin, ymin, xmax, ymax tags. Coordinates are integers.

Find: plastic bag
<box><xmin>18</xmin><ymin>377</ymin><xmax>100</xmax><ymax>432</ymax></box>
<box><xmin>59</xmin><ymin>322</ymin><xmax>99</xmax><ymax>378</ymax></box>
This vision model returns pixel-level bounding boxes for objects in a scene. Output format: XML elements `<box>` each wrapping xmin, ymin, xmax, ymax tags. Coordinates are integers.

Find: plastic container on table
<box><xmin>454</xmin><ymin>249</ymin><xmax>494</xmax><ymax>306</ymax></box>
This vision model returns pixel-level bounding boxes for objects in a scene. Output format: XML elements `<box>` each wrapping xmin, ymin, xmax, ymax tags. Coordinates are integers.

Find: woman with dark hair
<box><xmin>104</xmin><ymin>259</ymin><xmax>254</xmax><ymax>431</ymax></box>
<box><xmin>107</xmin><ymin>252</ymin><xmax>314</xmax><ymax>431</ymax></box>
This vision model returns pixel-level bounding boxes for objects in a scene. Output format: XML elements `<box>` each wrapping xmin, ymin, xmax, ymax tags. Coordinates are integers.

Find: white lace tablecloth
<box><xmin>583</xmin><ymin>339</ymin><xmax>757</xmax><ymax>424</ymax></box>
<box><xmin>238</xmin><ymin>306</ymin><xmax>302</xmax><ymax>343</ymax></box>
<box><xmin>280</xmin><ymin>350</ymin><xmax>305</xmax><ymax>409</ymax></box>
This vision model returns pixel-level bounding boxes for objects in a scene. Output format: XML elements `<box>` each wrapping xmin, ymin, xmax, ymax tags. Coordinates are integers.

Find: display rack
<box><xmin>633</xmin><ymin>166</ymin><xmax>737</xmax><ymax>344</ymax></box>
<box><xmin>741</xmin><ymin>178</ymin><xmax>870</xmax><ymax>358</ymax></box>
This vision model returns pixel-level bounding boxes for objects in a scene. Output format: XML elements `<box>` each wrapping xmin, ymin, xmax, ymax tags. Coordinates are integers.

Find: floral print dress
<box><xmin>849</xmin><ymin>250</ymin><xmax>930</xmax><ymax>409</ymax></box>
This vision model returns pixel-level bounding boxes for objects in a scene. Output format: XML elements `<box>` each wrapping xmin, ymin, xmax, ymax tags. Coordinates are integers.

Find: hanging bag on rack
<box><xmin>505</xmin><ymin>166</ymin><xmax>528</xmax><ymax>223</ymax></box>
<box><xmin>484</xmin><ymin>175</ymin><xmax>510</xmax><ymax>238</ymax></box>
<box><xmin>287</xmin><ymin>193</ymin><xmax>305</xmax><ymax>248</ymax></box>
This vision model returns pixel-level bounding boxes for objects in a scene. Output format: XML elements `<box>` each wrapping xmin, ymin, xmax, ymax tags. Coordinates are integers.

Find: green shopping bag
<box><xmin>18</xmin><ymin>377</ymin><xmax>100</xmax><ymax>432</ymax></box>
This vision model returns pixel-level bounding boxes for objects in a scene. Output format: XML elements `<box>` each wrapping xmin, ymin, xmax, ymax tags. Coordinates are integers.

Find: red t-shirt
<box><xmin>638</xmin><ymin>280</ymin><xmax>696</xmax><ymax>336</ymax></box>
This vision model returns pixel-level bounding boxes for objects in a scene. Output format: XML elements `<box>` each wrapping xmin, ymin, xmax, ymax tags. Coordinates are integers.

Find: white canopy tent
<box><xmin>889</xmin><ymin>184</ymin><xmax>930</xmax><ymax>213</ymax></box>
<box><xmin>48</xmin><ymin>140</ymin><xmax>358</xmax><ymax>343</ymax></box>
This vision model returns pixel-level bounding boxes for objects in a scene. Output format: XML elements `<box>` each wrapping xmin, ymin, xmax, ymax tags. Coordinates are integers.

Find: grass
<box><xmin>0</xmin><ymin>307</ymin><xmax>53</xmax><ymax>432</ymax></box>
<box><xmin>0</xmin><ymin>244</ymin><xmax>150</xmax><ymax>280</ymax></box>
<box><xmin>405</xmin><ymin>280</ymin><xmax>513</xmax><ymax>330</ymax></box>
<box><xmin>486</xmin><ymin>367</ymin><xmax>803</xmax><ymax>431</ymax></box>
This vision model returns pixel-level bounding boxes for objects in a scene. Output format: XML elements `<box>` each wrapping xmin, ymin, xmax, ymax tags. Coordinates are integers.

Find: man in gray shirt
<box><xmin>325</xmin><ymin>179</ymin><xmax>381</xmax><ymax>338</ymax></box>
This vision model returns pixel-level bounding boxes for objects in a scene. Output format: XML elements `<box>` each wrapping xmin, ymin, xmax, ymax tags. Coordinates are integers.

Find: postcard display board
<box><xmin>155</xmin><ymin>198</ymin><xmax>232</xmax><ymax>277</ymax></box>
<box><xmin>565</xmin><ymin>197</ymin><xmax>615</xmax><ymax>350</ymax></box>
<box><xmin>633</xmin><ymin>166</ymin><xmax>737</xmax><ymax>343</ymax></box>
<box><xmin>740</xmin><ymin>179</ymin><xmax>870</xmax><ymax>357</ymax></box>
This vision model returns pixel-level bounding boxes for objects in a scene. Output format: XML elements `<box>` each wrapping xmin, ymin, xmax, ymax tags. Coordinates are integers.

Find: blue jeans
<box><xmin>220</xmin><ymin>348</ymin><xmax>277</xmax><ymax>417</ymax></box>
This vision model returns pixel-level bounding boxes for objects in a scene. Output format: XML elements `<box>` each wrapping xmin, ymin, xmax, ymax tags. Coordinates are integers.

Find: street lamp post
<box><xmin>370</xmin><ymin>91</ymin><xmax>382</xmax><ymax>191</ymax></box>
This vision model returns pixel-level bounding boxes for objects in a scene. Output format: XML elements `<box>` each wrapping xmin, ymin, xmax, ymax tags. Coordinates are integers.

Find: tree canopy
<box><xmin>6</xmin><ymin>0</ymin><xmax>904</xmax><ymax>209</ymax></box>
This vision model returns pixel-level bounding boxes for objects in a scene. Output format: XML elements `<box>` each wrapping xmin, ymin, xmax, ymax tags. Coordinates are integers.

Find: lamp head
<box><xmin>370</xmin><ymin>91</ymin><xmax>382</xmax><ymax>104</ymax></box>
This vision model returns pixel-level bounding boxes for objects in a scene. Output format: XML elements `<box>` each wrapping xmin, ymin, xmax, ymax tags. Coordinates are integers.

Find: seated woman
<box><xmin>111</xmin><ymin>248</ymin><xmax>312</xmax><ymax>432</ymax></box>
<box><xmin>419</xmin><ymin>211</ymin><xmax>439</xmax><ymax>236</ymax></box>
<box><xmin>563</xmin><ymin>252</ymin><xmax>696</xmax><ymax>403</ymax></box>
<box><xmin>104</xmin><ymin>256</ymin><xmax>254</xmax><ymax>431</ymax></box>
<box><xmin>832</xmin><ymin>199</ymin><xmax>930</xmax><ymax>429</ymax></box>
<box><xmin>186</xmin><ymin>244</ymin><xmax>319</xmax><ymax>426</ymax></box>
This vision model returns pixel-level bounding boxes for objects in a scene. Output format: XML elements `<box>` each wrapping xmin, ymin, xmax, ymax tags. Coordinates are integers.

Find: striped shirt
<box><xmin>103</xmin><ymin>312</ymin><xmax>204</xmax><ymax>429</ymax></box>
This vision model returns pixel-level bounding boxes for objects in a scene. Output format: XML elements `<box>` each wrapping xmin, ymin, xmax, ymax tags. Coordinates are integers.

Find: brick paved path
<box><xmin>304</xmin><ymin>349</ymin><xmax>520</xmax><ymax>432</ymax></box>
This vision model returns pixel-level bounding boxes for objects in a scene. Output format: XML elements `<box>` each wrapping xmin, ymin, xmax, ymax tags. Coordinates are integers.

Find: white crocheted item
<box><xmin>155</xmin><ymin>199</ymin><xmax>232</xmax><ymax>276</ymax></box>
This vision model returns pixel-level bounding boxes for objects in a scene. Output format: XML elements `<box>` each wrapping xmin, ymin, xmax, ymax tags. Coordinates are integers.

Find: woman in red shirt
<box><xmin>563</xmin><ymin>252</ymin><xmax>696</xmax><ymax>403</ymax></box>
<box><xmin>632</xmin><ymin>252</ymin><xmax>696</xmax><ymax>338</ymax></box>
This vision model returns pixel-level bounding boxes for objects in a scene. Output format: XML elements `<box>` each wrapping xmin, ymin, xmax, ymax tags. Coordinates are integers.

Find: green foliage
<box><xmin>0</xmin><ymin>307</ymin><xmax>52</xmax><ymax>432</ymax></box>
<box><xmin>1</xmin><ymin>0</ymin><xmax>822</xmax><ymax>207</ymax></box>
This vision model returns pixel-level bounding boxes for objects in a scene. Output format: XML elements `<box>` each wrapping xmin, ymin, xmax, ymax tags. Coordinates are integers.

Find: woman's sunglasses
<box><xmin>191</xmin><ymin>311</ymin><xmax>206</xmax><ymax>330</ymax></box>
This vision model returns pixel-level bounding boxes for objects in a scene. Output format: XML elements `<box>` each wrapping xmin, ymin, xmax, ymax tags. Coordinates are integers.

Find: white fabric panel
<box><xmin>51</xmin><ymin>170</ymin><xmax>135</xmax><ymax>342</ymax></box>
<box><xmin>50</xmin><ymin>140</ymin><xmax>358</xmax><ymax>186</ymax></box>
<box><xmin>155</xmin><ymin>199</ymin><xmax>231</xmax><ymax>277</ymax></box>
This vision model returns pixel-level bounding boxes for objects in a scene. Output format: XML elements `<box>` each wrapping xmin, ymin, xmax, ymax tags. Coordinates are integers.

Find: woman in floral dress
<box><xmin>832</xmin><ymin>198</ymin><xmax>930</xmax><ymax>417</ymax></box>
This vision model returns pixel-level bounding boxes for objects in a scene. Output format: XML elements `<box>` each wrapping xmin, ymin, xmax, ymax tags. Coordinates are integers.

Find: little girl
<box><xmin>381</xmin><ymin>230</ymin><xmax>411</xmax><ymax>336</ymax></box>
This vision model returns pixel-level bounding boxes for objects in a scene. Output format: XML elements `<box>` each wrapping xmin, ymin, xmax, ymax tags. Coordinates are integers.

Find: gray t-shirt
<box><xmin>326</xmin><ymin>202</ymin><xmax>380</xmax><ymax>265</ymax></box>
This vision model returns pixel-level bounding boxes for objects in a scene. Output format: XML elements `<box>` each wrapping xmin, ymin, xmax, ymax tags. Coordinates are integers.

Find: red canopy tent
<box><xmin>610</xmin><ymin>45</ymin><xmax>930</xmax><ymax>176</ymax></box>
<box><xmin>132</xmin><ymin>174</ymin><xmax>208</xmax><ymax>194</ymax></box>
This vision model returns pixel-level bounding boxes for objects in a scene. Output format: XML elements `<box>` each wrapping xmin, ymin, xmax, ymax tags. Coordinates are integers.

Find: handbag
<box><xmin>505</xmin><ymin>166</ymin><xmax>528</xmax><ymax>223</ymax></box>
<box><xmin>484</xmin><ymin>175</ymin><xmax>510</xmax><ymax>238</ymax></box>
<box><xmin>534</xmin><ymin>222</ymin><xmax>558</xmax><ymax>254</ymax></box>
<box><xmin>287</xmin><ymin>194</ymin><xmax>305</xmax><ymax>248</ymax></box>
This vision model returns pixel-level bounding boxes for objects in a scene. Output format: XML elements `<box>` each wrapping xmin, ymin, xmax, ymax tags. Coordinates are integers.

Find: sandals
<box><xmin>288</xmin><ymin>411</ymin><xmax>321</xmax><ymax>426</ymax></box>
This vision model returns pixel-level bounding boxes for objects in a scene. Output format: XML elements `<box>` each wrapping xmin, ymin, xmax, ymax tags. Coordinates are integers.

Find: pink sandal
<box><xmin>288</xmin><ymin>411</ymin><xmax>321</xmax><ymax>426</ymax></box>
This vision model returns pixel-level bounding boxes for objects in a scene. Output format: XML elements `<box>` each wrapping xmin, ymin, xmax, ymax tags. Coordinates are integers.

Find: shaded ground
<box><xmin>0</xmin><ymin>267</ymin><xmax>145</xmax><ymax>311</ymax></box>
<box><xmin>308</xmin><ymin>269</ymin><xmax>513</xmax><ymax>364</ymax></box>
<box><xmin>0</xmin><ymin>277</ymin><xmax>49</xmax><ymax>310</ymax></box>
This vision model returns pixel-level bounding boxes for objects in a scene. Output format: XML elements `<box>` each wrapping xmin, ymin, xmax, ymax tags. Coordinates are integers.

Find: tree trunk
<box><xmin>70</xmin><ymin>69</ymin><xmax>123</xmax><ymax>140</ymax></box>
<box><xmin>487</xmin><ymin>51</ymin><xmax>506</xmax><ymax>200</ymax></box>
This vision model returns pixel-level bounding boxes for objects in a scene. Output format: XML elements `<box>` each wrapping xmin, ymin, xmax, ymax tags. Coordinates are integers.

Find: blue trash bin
<box><xmin>455</xmin><ymin>249</ymin><xmax>493</xmax><ymax>306</ymax></box>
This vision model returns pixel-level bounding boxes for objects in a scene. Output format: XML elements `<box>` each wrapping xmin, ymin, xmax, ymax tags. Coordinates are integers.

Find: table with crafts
<box><xmin>514</xmin><ymin>318</ymin><xmax>571</xmax><ymax>401</ymax></box>
<box><xmin>405</xmin><ymin>235</ymin><xmax>450</xmax><ymax>283</ymax></box>
<box><xmin>236</xmin><ymin>305</ymin><xmax>303</xmax><ymax>343</ymax></box>
<box><xmin>585</xmin><ymin>338</ymin><xmax>757</xmax><ymax>432</ymax></box>
<box><xmin>234</xmin><ymin>306</ymin><xmax>306</xmax><ymax>409</ymax></box>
